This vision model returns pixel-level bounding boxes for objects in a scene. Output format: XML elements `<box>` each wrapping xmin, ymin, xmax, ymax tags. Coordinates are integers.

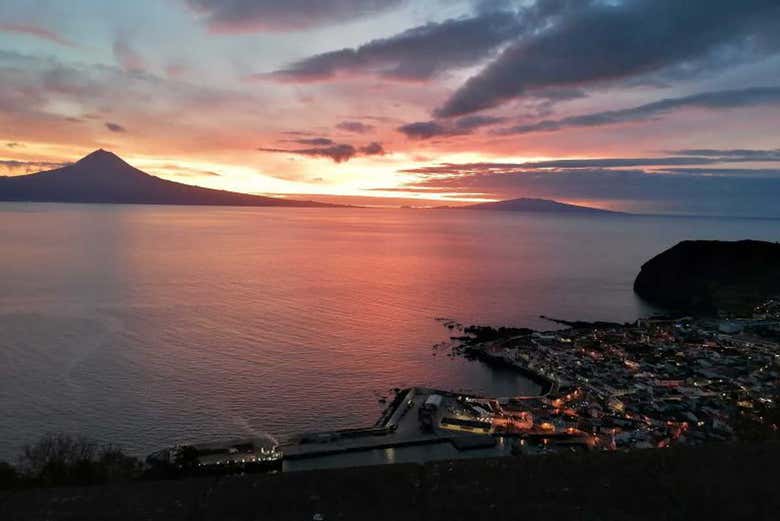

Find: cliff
<box><xmin>634</xmin><ymin>240</ymin><xmax>780</xmax><ymax>314</ymax></box>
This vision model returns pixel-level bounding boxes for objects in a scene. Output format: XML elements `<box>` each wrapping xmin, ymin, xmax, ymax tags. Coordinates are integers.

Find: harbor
<box><xmin>147</xmin><ymin>381</ymin><xmax>592</xmax><ymax>475</ymax></box>
<box><xmin>281</xmin><ymin>387</ymin><xmax>519</xmax><ymax>471</ymax></box>
<box><xmin>147</xmin><ymin>299</ymin><xmax>779</xmax><ymax>475</ymax></box>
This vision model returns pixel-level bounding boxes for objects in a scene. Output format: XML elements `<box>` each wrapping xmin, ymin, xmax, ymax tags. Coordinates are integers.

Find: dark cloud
<box><xmin>401</xmin><ymin>162</ymin><xmax>530</xmax><ymax>175</ymax></box>
<box><xmin>392</xmin><ymin>162</ymin><xmax>780</xmax><ymax>217</ymax></box>
<box><xmin>668</xmin><ymin>148</ymin><xmax>780</xmax><ymax>160</ymax></box>
<box><xmin>259</xmin><ymin>141</ymin><xmax>385</xmax><ymax>163</ymax></box>
<box><xmin>292</xmin><ymin>137</ymin><xmax>335</xmax><ymax>146</ymax></box>
<box><xmin>359</xmin><ymin>142</ymin><xmax>385</xmax><ymax>155</ymax></box>
<box><xmin>659</xmin><ymin>168</ymin><xmax>780</xmax><ymax>177</ymax></box>
<box><xmin>398</xmin><ymin>115</ymin><xmax>505</xmax><ymax>140</ymax></box>
<box><xmin>105</xmin><ymin>122</ymin><xmax>127</xmax><ymax>132</ymax></box>
<box><xmin>397</xmin><ymin>121</ymin><xmax>448</xmax><ymax>140</ymax></box>
<box><xmin>436</xmin><ymin>0</ymin><xmax>780</xmax><ymax>117</ymax></box>
<box><xmin>0</xmin><ymin>160</ymin><xmax>68</xmax><ymax>174</ymax></box>
<box><xmin>522</xmin><ymin>152</ymin><xmax>780</xmax><ymax>168</ymax></box>
<box><xmin>498</xmin><ymin>86</ymin><xmax>780</xmax><ymax>134</ymax></box>
<box><xmin>259</xmin><ymin>144</ymin><xmax>356</xmax><ymax>163</ymax></box>
<box><xmin>402</xmin><ymin>150</ymin><xmax>780</xmax><ymax>176</ymax></box>
<box><xmin>454</xmin><ymin>115</ymin><xmax>507</xmax><ymax>131</ymax></box>
<box><xmin>523</xmin><ymin>157</ymin><xmax>746</xmax><ymax>168</ymax></box>
<box><xmin>262</xmin><ymin>10</ymin><xmax>523</xmax><ymax>82</ymax></box>
<box><xmin>336</xmin><ymin>121</ymin><xmax>374</xmax><ymax>134</ymax></box>
<box><xmin>186</xmin><ymin>0</ymin><xmax>405</xmax><ymax>32</ymax></box>
<box><xmin>281</xmin><ymin>130</ymin><xmax>316</xmax><ymax>137</ymax></box>
<box><xmin>0</xmin><ymin>23</ymin><xmax>76</xmax><ymax>47</ymax></box>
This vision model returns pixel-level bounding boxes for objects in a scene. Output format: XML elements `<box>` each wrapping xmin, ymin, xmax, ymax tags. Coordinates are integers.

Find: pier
<box><xmin>278</xmin><ymin>385</ymin><xmax>572</xmax><ymax>471</ymax></box>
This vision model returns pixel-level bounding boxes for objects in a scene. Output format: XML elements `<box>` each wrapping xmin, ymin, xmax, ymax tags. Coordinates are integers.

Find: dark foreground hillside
<box><xmin>1</xmin><ymin>443</ymin><xmax>777</xmax><ymax>521</ymax></box>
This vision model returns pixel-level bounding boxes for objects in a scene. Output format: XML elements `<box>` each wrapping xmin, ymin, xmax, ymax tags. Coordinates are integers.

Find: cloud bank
<box><xmin>336</xmin><ymin>121</ymin><xmax>374</xmax><ymax>134</ymax></box>
<box><xmin>398</xmin><ymin>115</ymin><xmax>505</xmax><ymax>140</ymax></box>
<box><xmin>259</xmin><ymin>141</ymin><xmax>385</xmax><ymax>163</ymax></box>
<box><xmin>392</xmin><ymin>151</ymin><xmax>780</xmax><ymax>217</ymax></box>
<box><xmin>498</xmin><ymin>86</ymin><xmax>780</xmax><ymax>134</ymax></box>
<box><xmin>263</xmin><ymin>10</ymin><xmax>523</xmax><ymax>82</ymax></box>
<box><xmin>436</xmin><ymin>0</ymin><xmax>780</xmax><ymax>117</ymax></box>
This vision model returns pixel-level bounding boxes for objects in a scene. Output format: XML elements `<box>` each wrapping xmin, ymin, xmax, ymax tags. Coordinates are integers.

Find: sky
<box><xmin>1</xmin><ymin>0</ymin><xmax>780</xmax><ymax>216</ymax></box>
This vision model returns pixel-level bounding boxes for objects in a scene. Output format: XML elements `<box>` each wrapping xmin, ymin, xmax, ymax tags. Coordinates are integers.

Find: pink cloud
<box><xmin>113</xmin><ymin>40</ymin><xmax>146</xmax><ymax>73</ymax></box>
<box><xmin>0</xmin><ymin>23</ymin><xmax>77</xmax><ymax>47</ymax></box>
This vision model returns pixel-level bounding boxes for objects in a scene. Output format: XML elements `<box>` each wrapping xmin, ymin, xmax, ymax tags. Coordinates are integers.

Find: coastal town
<box><xmin>439</xmin><ymin>299</ymin><xmax>780</xmax><ymax>453</ymax></box>
<box><xmin>146</xmin><ymin>300</ymin><xmax>779</xmax><ymax>475</ymax></box>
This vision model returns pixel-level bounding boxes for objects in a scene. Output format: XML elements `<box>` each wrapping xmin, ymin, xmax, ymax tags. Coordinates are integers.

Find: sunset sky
<box><xmin>2</xmin><ymin>0</ymin><xmax>780</xmax><ymax>215</ymax></box>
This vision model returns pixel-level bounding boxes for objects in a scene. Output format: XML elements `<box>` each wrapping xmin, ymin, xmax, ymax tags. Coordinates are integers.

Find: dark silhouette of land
<box><xmin>443</xmin><ymin>197</ymin><xmax>622</xmax><ymax>215</ymax></box>
<box><xmin>1</xmin><ymin>443</ymin><xmax>776</xmax><ymax>520</ymax></box>
<box><xmin>0</xmin><ymin>150</ymin><xmax>338</xmax><ymax>207</ymax></box>
<box><xmin>634</xmin><ymin>240</ymin><xmax>780</xmax><ymax>314</ymax></box>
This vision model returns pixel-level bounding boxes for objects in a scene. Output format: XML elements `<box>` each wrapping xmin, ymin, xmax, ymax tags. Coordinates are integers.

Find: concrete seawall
<box><xmin>464</xmin><ymin>346</ymin><xmax>557</xmax><ymax>396</ymax></box>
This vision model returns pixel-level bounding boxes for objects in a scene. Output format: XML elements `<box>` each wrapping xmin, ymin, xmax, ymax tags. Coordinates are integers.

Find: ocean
<box><xmin>0</xmin><ymin>204</ymin><xmax>777</xmax><ymax>460</ymax></box>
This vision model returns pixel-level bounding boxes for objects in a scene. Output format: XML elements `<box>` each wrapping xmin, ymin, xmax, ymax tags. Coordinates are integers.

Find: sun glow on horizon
<box><xmin>0</xmin><ymin>141</ymin><xmax>631</xmax><ymax>206</ymax></box>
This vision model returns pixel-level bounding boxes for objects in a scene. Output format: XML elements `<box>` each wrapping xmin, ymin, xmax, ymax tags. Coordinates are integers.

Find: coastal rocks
<box><xmin>634</xmin><ymin>240</ymin><xmax>780</xmax><ymax>314</ymax></box>
<box><xmin>454</xmin><ymin>325</ymin><xmax>535</xmax><ymax>345</ymax></box>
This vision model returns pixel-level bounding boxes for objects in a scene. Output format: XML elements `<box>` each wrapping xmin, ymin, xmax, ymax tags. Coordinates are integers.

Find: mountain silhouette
<box><xmin>0</xmin><ymin>150</ymin><xmax>337</xmax><ymax>207</ymax></box>
<box><xmin>443</xmin><ymin>197</ymin><xmax>621</xmax><ymax>214</ymax></box>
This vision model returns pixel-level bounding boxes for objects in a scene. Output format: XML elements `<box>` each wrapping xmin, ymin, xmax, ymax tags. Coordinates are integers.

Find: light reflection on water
<box><xmin>0</xmin><ymin>204</ymin><xmax>775</xmax><ymax>459</ymax></box>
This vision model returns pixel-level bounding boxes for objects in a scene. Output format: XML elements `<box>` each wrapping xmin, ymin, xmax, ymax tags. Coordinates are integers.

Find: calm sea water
<box><xmin>1</xmin><ymin>204</ymin><xmax>777</xmax><ymax>460</ymax></box>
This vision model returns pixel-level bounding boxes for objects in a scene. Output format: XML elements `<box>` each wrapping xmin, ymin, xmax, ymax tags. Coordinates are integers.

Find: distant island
<box><xmin>0</xmin><ymin>150</ymin><xmax>337</xmax><ymax>207</ymax></box>
<box><xmin>1</xmin><ymin>152</ymin><xmax>631</xmax><ymax>214</ymax></box>
<box><xmin>634</xmin><ymin>239</ymin><xmax>780</xmax><ymax>314</ymax></box>
<box><xmin>439</xmin><ymin>197</ymin><xmax>622</xmax><ymax>215</ymax></box>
